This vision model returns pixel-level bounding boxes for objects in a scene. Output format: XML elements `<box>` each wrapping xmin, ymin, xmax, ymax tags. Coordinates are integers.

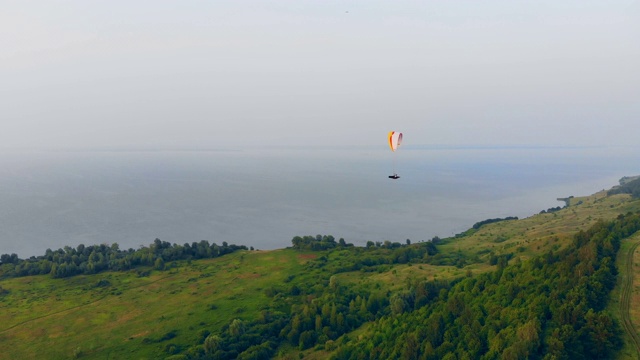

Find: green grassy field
<box><xmin>0</xmin><ymin>250</ymin><xmax>311</xmax><ymax>359</ymax></box>
<box><xmin>439</xmin><ymin>192</ymin><xmax>640</xmax><ymax>262</ymax></box>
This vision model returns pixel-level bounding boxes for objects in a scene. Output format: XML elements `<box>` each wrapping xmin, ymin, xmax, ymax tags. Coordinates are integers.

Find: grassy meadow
<box><xmin>439</xmin><ymin>192</ymin><xmax>640</xmax><ymax>262</ymax></box>
<box><xmin>0</xmin><ymin>250</ymin><xmax>311</xmax><ymax>359</ymax></box>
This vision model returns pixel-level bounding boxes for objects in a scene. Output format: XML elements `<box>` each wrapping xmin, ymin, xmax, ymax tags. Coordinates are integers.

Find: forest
<box><xmin>0</xmin><ymin>239</ymin><xmax>247</xmax><ymax>279</ymax></box>
<box><xmin>163</xmin><ymin>213</ymin><xmax>640</xmax><ymax>359</ymax></box>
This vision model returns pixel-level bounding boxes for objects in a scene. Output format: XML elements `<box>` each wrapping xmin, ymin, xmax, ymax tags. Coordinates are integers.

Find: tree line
<box><xmin>608</xmin><ymin>177</ymin><xmax>640</xmax><ymax>198</ymax></box>
<box><xmin>290</xmin><ymin>235</ymin><xmax>352</xmax><ymax>251</ymax></box>
<box><xmin>0</xmin><ymin>239</ymin><xmax>247</xmax><ymax>279</ymax></box>
<box><xmin>472</xmin><ymin>217</ymin><xmax>519</xmax><ymax>230</ymax></box>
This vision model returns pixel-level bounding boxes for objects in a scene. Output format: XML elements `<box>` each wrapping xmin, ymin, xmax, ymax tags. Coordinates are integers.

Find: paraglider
<box><xmin>388</xmin><ymin>131</ymin><xmax>402</xmax><ymax>179</ymax></box>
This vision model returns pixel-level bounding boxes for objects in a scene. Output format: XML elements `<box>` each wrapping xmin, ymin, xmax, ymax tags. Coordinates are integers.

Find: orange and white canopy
<box><xmin>388</xmin><ymin>131</ymin><xmax>403</xmax><ymax>152</ymax></box>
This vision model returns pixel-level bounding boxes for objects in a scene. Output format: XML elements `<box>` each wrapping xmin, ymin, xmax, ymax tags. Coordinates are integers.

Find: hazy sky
<box><xmin>2</xmin><ymin>1</ymin><xmax>638</xmax><ymax>150</ymax></box>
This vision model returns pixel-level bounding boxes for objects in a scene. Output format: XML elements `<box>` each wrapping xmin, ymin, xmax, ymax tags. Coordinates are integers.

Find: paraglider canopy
<box><xmin>388</xmin><ymin>131</ymin><xmax>403</xmax><ymax>152</ymax></box>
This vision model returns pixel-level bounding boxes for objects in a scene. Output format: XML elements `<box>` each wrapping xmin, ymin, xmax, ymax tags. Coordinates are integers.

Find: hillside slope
<box><xmin>1</xmin><ymin>182</ymin><xmax>639</xmax><ymax>359</ymax></box>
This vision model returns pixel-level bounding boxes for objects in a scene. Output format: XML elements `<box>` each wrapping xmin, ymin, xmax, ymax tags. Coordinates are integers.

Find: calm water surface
<box><xmin>1</xmin><ymin>146</ymin><xmax>638</xmax><ymax>257</ymax></box>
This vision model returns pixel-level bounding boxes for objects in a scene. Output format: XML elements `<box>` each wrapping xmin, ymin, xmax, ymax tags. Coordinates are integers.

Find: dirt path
<box><xmin>621</xmin><ymin>239</ymin><xmax>640</xmax><ymax>359</ymax></box>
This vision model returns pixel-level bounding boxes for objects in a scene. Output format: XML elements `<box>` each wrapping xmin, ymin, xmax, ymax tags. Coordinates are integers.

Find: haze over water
<box><xmin>1</xmin><ymin>146</ymin><xmax>638</xmax><ymax>258</ymax></box>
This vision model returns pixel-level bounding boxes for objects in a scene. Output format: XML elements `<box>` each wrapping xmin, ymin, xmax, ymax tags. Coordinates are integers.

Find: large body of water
<box><xmin>1</xmin><ymin>146</ymin><xmax>639</xmax><ymax>258</ymax></box>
